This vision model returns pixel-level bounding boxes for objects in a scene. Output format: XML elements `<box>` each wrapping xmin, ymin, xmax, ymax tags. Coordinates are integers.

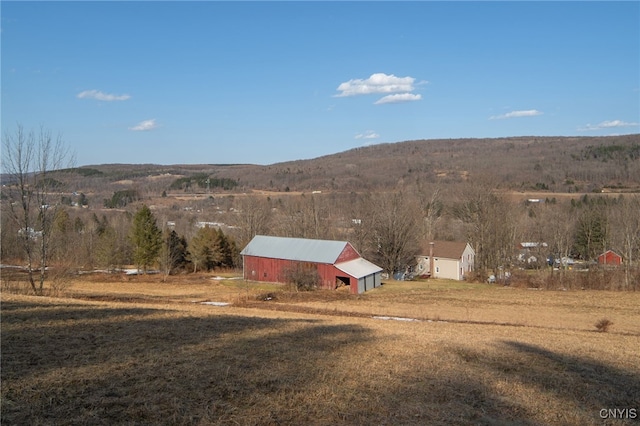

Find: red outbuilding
<box><xmin>598</xmin><ymin>250</ymin><xmax>623</xmax><ymax>266</ymax></box>
<box><xmin>240</xmin><ymin>235</ymin><xmax>383</xmax><ymax>294</ymax></box>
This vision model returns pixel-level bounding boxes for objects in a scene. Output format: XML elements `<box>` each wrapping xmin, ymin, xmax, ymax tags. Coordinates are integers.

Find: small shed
<box><xmin>598</xmin><ymin>250</ymin><xmax>622</xmax><ymax>266</ymax></box>
<box><xmin>240</xmin><ymin>235</ymin><xmax>383</xmax><ymax>294</ymax></box>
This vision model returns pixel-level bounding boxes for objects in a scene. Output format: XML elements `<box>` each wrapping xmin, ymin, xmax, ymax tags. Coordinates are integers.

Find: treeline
<box><xmin>169</xmin><ymin>174</ymin><xmax>238</xmax><ymax>191</ymax></box>
<box><xmin>103</xmin><ymin>189</ymin><xmax>141</xmax><ymax>208</ymax></box>
<box><xmin>575</xmin><ymin>143</ymin><xmax>640</xmax><ymax>162</ymax></box>
<box><xmin>224</xmin><ymin>185</ymin><xmax>640</xmax><ymax>289</ymax></box>
<box><xmin>1</xmin><ymin>204</ymin><xmax>240</xmax><ymax>277</ymax></box>
<box><xmin>2</xmin><ymin>183</ymin><xmax>640</xmax><ymax>290</ymax></box>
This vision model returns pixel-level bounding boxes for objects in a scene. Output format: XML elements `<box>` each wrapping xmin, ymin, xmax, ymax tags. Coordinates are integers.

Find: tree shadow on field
<box><xmin>4</xmin><ymin>297</ymin><xmax>640</xmax><ymax>425</ymax></box>
<box><xmin>1</xmin><ymin>300</ymin><xmax>159</xmax><ymax>324</ymax></box>
<box><xmin>499</xmin><ymin>340</ymin><xmax>640</xmax><ymax>411</ymax></box>
<box><xmin>388</xmin><ymin>340</ymin><xmax>640</xmax><ymax>426</ymax></box>
<box><xmin>1</xmin><ymin>298</ymin><xmax>372</xmax><ymax>425</ymax></box>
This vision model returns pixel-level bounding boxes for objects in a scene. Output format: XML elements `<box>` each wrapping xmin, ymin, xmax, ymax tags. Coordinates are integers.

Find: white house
<box><xmin>415</xmin><ymin>240</ymin><xmax>475</xmax><ymax>281</ymax></box>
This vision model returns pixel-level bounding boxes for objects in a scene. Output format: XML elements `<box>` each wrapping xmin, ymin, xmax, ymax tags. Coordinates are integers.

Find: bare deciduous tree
<box><xmin>609</xmin><ymin>195</ymin><xmax>640</xmax><ymax>289</ymax></box>
<box><xmin>542</xmin><ymin>202</ymin><xmax>576</xmax><ymax>274</ymax></box>
<box><xmin>416</xmin><ymin>184</ymin><xmax>443</xmax><ymax>241</ymax></box>
<box><xmin>368</xmin><ymin>192</ymin><xmax>421</xmax><ymax>277</ymax></box>
<box><xmin>452</xmin><ymin>183</ymin><xmax>516</xmax><ymax>280</ymax></box>
<box><xmin>2</xmin><ymin>124</ymin><xmax>73</xmax><ymax>295</ymax></box>
<box><xmin>343</xmin><ymin>192</ymin><xmax>374</xmax><ymax>257</ymax></box>
<box><xmin>233</xmin><ymin>196</ymin><xmax>272</xmax><ymax>247</ymax></box>
<box><xmin>277</xmin><ymin>194</ymin><xmax>329</xmax><ymax>240</ymax></box>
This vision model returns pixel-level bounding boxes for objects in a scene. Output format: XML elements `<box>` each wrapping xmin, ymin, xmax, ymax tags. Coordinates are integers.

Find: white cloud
<box><xmin>579</xmin><ymin>120</ymin><xmax>639</xmax><ymax>131</ymax></box>
<box><xmin>129</xmin><ymin>119</ymin><xmax>158</xmax><ymax>131</ymax></box>
<box><xmin>355</xmin><ymin>130</ymin><xmax>380</xmax><ymax>140</ymax></box>
<box><xmin>374</xmin><ymin>93</ymin><xmax>422</xmax><ymax>105</ymax></box>
<box><xmin>77</xmin><ymin>89</ymin><xmax>131</xmax><ymax>101</ymax></box>
<box><xmin>335</xmin><ymin>73</ymin><xmax>421</xmax><ymax>97</ymax></box>
<box><xmin>489</xmin><ymin>110</ymin><xmax>543</xmax><ymax>120</ymax></box>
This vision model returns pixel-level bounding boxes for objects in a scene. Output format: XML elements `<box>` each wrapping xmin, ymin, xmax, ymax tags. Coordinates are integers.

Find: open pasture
<box><xmin>2</xmin><ymin>276</ymin><xmax>639</xmax><ymax>425</ymax></box>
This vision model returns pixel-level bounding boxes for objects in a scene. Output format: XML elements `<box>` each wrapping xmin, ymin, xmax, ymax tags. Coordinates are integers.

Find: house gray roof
<box><xmin>240</xmin><ymin>235</ymin><xmax>352</xmax><ymax>264</ymax></box>
<box><xmin>420</xmin><ymin>240</ymin><xmax>472</xmax><ymax>260</ymax></box>
<box><xmin>335</xmin><ymin>258</ymin><xmax>382</xmax><ymax>279</ymax></box>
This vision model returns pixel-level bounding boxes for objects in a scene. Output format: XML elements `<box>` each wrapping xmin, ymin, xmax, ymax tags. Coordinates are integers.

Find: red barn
<box><xmin>598</xmin><ymin>250</ymin><xmax>623</xmax><ymax>266</ymax></box>
<box><xmin>240</xmin><ymin>235</ymin><xmax>382</xmax><ymax>294</ymax></box>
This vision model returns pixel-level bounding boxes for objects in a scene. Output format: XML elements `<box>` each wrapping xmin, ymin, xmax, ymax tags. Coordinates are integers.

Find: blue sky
<box><xmin>2</xmin><ymin>1</ymin><xmax>639</xmax><ymax>166</ymax></box>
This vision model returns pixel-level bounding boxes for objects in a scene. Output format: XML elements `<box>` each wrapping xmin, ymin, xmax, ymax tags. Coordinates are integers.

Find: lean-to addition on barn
<box><xmin>240</xmin><ymin>235</ymin><xmax>383</xmax><ymax>294</ymax></box>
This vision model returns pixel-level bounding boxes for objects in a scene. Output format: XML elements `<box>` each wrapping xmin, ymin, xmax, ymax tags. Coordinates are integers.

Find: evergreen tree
<box><xmin>216</xmin><ymin>228</ymin><xmax>234</xmax><ymax>268</ymax></box>
<box><xmin>189</xmin><ymin>225</ymin><xmax>219</xmax><ymax>272</ymax></box>
<box><xmin>188</xmin><ymin>226</ymin><xmax>239</xmax><ymax>272</ymax></box>
<box><xmin>130</xmin><ymin>205</ymin><xmax>162</xmax><ymax>273</ymax></box>
<box><xmin>574</xmin><ymin>208</ymin><xmax>608</xmax><ymax>261</ymax></box>
<box><xmin>162</xmin><ymin>230</ymin><xmax>189</xmax><ymax>276</ymax></box>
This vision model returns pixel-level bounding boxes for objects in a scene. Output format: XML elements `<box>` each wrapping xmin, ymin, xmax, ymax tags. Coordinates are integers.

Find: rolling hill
<box><xmin>74</xmin><ymin>134</ymin><xmax>640</xmax><ymax>196</ymax></box>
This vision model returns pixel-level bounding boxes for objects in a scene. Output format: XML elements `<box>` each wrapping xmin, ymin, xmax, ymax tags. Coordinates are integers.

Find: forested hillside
<box><xmin>52</xmin><ymin>134</ymin><xmax>640</xmax><ymax>195</ymax></box>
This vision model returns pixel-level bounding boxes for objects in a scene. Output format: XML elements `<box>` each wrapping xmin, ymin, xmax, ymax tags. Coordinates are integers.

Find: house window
<box><xmin>263</xmin><ymin>272</ymin><xmax>267</xmax><ymax>278</ymax></box>
<box><xmin>436</xmin><ymin>267</ymin><xmax>439</xmax><ymax>273</ymax></box>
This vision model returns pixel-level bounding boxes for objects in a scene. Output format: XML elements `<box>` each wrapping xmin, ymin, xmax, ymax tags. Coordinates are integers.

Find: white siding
<box><xmin>415</xmin><ymin>243</ymin><xmax>475</xmax><ymax>281</ymax></box>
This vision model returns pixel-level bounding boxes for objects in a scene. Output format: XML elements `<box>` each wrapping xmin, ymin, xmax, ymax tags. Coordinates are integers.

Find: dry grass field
<box><xmin>2</xmin><ymin>274</ymin><xmax>639</xmax><ymax>425</ymax></box>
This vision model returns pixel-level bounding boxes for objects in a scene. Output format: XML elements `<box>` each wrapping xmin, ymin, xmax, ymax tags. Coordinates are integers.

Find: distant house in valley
<box><xmin>415</xmin><ymin>240</ymin><xmax>475</xmax><ymax>281</ymax></box>
<box><xmin>517</xmin><ymin>242</ymin><xmax>548</xmax><ymax>267</ymax></box>
<box><xmin>240</xmin><ymin>235</ymin><xmax>383</xmax><ymax>294</ymax></box>
<box><xmin>598</xmin><ymin>250</ymin><xmax>622</xmax><ymax>266</ymax></box>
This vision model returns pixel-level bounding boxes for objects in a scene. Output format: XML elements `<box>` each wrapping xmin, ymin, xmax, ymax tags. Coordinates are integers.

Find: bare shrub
<box><xmin>576</xmin><ymin>269</ymin><xmax>614</xmax><ymax>290</ymax></box>
<box><xmin>46</xmin><ymin>265</ymin><xmax>75</xmax><ymax>297</ymax></box>
<box><xmin>283</xmin><ymin>262</ymin><xmax>320</xmax><ymax>292</ymax></box>
<box><xmin>595</xmin><ymin>318</ymin><xmax>613</xmax><ymax>332</ymax></box>
<box><xmin>1</xmin><ymin>274</ymin><xmax>32</xmax><ymax>295</ymax></box>
<box><xmin>509</xmin><ymin>269</ymin><xmax>637</xmax><ymax>292</ymax></box>
<box><xmin>632</xmin><ymin>268</ymin><xmax>640</xmax><ymax>291</ymax></box>
<box><xmin>509</xmin><ymin>270</ymin><xmax>547</xmax><ymax>289</ymax></box>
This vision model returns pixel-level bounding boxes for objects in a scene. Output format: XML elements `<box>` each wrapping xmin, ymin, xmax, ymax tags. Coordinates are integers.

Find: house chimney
<box><xmin>429</xmin><ymin>242</ymin><xmax>435</xmax><ymax>278</ymax></box>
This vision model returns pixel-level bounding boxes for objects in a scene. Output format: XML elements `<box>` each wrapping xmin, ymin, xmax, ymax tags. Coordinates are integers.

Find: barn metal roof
<box><xmin>240</xmin><ymin>235</ymin><xmax>351</xmax><ymax>264</ymax></box>
<box><xmin>335</xmin><ymin>258</ymin><xmax>383</xmax><ymax>279</ymax></box>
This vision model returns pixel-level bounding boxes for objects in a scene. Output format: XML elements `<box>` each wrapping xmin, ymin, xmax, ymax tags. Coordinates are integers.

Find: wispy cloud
<box><xmin>374</xmin><ymin>93</ymin><xmax>422</xmax><ymax>105</ymax></box>
<box><xmin>129</xmin><ymin>119</ymin><xmax>158</xmax><ymax>131</ymax></box>
<box><xmin>489</xmin><ymin>109</ymin><xmax>543</xmax><ymax>120</ymax></box>
<box><xmin>77</xmin><ymin>89</ymin><xmax>131</xmax><ymax>101</ymax></box>
<box><xmin>355</xmin><ymin>130</ymin><xmax>380</xmax><ymax>140</ymax></box>
<box><xmin>335</xmin><ymin>72</ymin><xmax>425</xmax><ymax>105</ymax></box>
<box><xmin>578</xmin><ymin>119</ymin><xmax>639</xmax><ymax>131</ymax></box>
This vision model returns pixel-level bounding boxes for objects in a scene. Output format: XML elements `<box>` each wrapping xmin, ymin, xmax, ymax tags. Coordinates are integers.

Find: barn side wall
<box><xmin>243</xmin><ymin>255</ymin><xmax>345</xmax><ymax>289</ymax></box>
<box><xmin>243</xmin><ymin>255</ymin><xmax>381</xmax><ymax>294</ymax></box>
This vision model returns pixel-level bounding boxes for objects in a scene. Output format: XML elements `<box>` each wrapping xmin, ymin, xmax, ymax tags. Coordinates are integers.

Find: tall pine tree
<box><xmin>130</xmin><ymin>205</ymin><xmax>162</xmax><ymax>273</ymax></box>
<box><xmin>189</xmin><ymin>225</ymin><xmax>218</xmax><ymax>272</ymax></box>
<box><xmin>162</xmin><ymin>230</ymin><xmax>189</xmax><ymax>276</ymax></box>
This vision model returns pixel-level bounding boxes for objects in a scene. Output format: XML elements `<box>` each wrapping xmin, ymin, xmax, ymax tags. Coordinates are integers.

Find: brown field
<box><xmin>2</xmin><ymin>274</ymin><xmax>639</xmax><ymax>425</ymax></box>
